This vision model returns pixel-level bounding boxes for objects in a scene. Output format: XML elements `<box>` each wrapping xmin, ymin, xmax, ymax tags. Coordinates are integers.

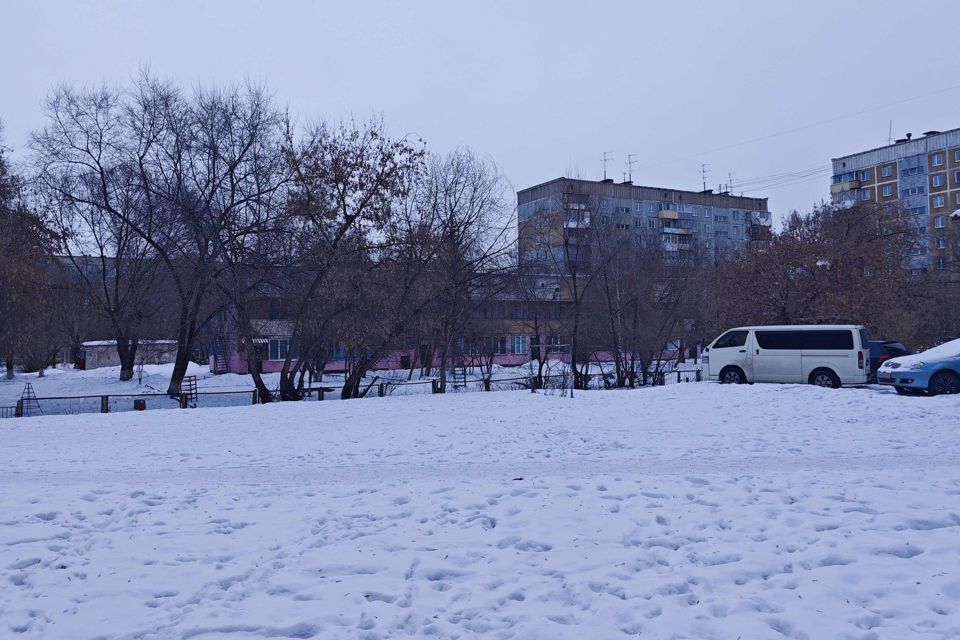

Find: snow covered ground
<box><xmin>1</xmin><ymin>383</ymin><xmax>958</xmax><ymax>639</ymax></box>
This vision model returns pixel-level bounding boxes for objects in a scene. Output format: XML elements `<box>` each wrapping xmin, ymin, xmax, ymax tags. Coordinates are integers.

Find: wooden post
<box><xmin>15</xmin><ymin>399</ymin><xmax>23</xmax><ymax>418</ymax></box>
<box><xmin>179</xmin><ymin>393</ymin><xmax>188</xmax><ymax>409</ymax></box>
<box><xmin>101</xmin><ymin>395</ymin><xmax>109</xmax><ymax>413</ymax></box>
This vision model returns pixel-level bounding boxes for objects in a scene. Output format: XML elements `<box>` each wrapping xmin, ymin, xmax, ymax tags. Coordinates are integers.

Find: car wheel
<box><xmin>928</xmin><ymin>371</ymin><xmax>960</xmax><ymax>396</ymax></box>
<box><xmin>809</xmin><ymin>368</ymin><xmax>840</xmax><ymax>389</ymax></box>
<box><xmin>719</xmin><ymin>366</ymin><xmax>745</xmax><ymax>384</ymax></box>
<box><xmin>895</xmin><ymin>386</ymin><xmax>923</xmax><ymax>396</ymax></box>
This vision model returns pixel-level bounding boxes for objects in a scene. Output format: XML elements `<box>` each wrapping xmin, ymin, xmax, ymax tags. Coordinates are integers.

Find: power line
<box><xmin>633</xmin><ymin>83</ymin><xmax>960</xmax><ymax>173</ymax></box>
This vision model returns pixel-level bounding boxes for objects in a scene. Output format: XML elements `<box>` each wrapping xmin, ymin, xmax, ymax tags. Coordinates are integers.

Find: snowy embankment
<box><xmin>1</xmin><ymin>384</ymin><xmax>959</xmax><ymax>639</ymax></box>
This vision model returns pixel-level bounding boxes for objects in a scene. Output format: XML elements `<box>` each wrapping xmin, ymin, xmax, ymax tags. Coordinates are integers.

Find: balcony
<box><xmin>658</xmin><ymin>210</ymin><xmax>679</xmax><ymax>220</ymax></box>
<box><xmin>662</xmin><ymin>226</ymin><xmax>692</xmax><ymax>235</ymax></box>
<box><xmin>830</xmin><ymin>179</ymin><xmax>860</xmax><ymax>195</ymax></box>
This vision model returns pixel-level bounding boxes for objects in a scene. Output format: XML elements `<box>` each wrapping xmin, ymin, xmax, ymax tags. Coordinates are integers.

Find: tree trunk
<box><xmin>116</xmin><ymin>336</ymin><xmax>139</xmax><ymax>382</ymax></box>
<box><xmin>6</xmin><ymin>359</ymin><xmax>14</xmax><ymax>379</ymax></box>
<box><xmin>245</xmin><ymin>341</ymin><xmax>273</xmax><ymax>404</ymax></box>
<box><xmin>166</xmin><ymin>297</ymin><xmax>201</xmax><ymax>396</ymax></box>
<box><xmin>167</xmin><ymin>342</ymin><xmax>193</xmax><ymax>396</ymax></box>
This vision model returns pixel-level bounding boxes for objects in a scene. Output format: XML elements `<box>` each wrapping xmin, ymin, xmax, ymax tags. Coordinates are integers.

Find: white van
<box><xmin>703</xmin><ymin>325</ymin><xmax>870</xmax><ymax>388</ymax></box>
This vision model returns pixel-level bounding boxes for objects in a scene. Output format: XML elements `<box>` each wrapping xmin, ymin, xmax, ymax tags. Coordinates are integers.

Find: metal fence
<box><xmin>0</xmin><ymin>367</ymin><xmax>702</xmax><ymax>419</ymax></box>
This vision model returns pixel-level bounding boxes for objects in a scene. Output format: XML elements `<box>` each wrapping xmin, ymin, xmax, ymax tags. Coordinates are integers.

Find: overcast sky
<box><xmin>4</xmin><ymin>0</ymin><xmax>959</xmax><ymax>220</ymax></box>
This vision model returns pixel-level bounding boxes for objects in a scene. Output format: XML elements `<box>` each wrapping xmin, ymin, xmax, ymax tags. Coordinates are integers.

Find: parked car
<box><xmin>703</xmin><ymin>325</ymin><xmax>870</xmax><ymax>388</ymax></box>
<box><xmin>876</xmin><ymin>338</ymin><xmax>960</xmax><ymax>396</ymax></box>
<box><xmin>866</xmin><ymin>340</ymin><xmax>911</xmax><ymax>383</ymax></box>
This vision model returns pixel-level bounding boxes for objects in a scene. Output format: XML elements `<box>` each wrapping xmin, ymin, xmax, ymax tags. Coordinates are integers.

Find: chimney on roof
<box><xmin>906</xmin><ymin>132</ymin><xmax>912</xmax><ymax>140</ymax></box>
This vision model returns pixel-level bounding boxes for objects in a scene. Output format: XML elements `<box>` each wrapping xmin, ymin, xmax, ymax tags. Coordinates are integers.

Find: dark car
<box><xmin>867</xmin><ymin>340</ymin><xmax>910</xmax><ymax>383</ymax></box>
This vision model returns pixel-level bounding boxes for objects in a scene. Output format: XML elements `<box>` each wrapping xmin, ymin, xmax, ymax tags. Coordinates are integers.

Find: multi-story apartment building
<box><xmin>517</xmin><ymin>177</ymin><xmax>772</xmax><ymax>265</ymax></box>
<box><xmin>831</xmin><ymin>128</ymin><xmax>960</xmax><ymax>272</ymax></box>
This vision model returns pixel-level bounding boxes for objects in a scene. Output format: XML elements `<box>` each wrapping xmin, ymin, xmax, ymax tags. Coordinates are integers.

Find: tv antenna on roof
<box><xmin>701</xmin><ymin>163</ymin><xmax>711</xmax><ymax>191</ymax></box>
<box><xmin>626</xmin><ymin>154</ymin><xmax>636</xmax><ymax>182</ymax></box>
<box><xmin>602</xmin><ymin>151</ymin><xmax>612</xmax><ymax>180</ymax></box>
<box><xmin>888</xmin><ymin>120</ymin><xmax>893</xmax><ymax>145</ymax></box>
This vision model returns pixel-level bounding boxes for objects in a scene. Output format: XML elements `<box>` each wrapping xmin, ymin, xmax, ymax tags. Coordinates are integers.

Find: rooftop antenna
<box><xmin>727</xmin><ymin>171</ymin><xmax>735</xmax><ymax>193</ymax></box>
<box><xmin>701</xmin><ymin>163</ymin><xmax>711</xmax><ymax>191</ymax></box>
<box><xmin>887</xmin><ymin>120</ymin><xmax>893</xmax><ymax>145</ymax></box>
<box><xmin>602</xmin><ymin>151</ymin><xmax>612</xmax><ymax>180</ymax></box>
<box><xmin>626</xmin><ymin>154</ymin><xmax>636</xmax><ymax>182</ymax></box>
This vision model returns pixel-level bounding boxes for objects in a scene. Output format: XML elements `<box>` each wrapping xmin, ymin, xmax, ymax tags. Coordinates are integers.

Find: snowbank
<box><xmin>1</xmin><ymin>384</ymin><xmax>958</xmax><ymax>638</ymax></box>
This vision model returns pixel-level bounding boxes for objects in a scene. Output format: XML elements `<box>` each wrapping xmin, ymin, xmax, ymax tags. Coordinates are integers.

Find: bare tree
<box><xmin>0</xmin><ymin>125</ymin><xmax>64</xmax><ymax>378</ymax></box>
<box><xmin>32</xmin><ymin>75</ymin><xmax>290</xmax><ymax>395</ymax></box>
<box><xmin>416</xmin><ymin>149</ymin><xmax>514</xmax><ymax>393</ymax></box>
<box><xmin>275</xmin><ymin>119</ymin><xmax>425</xmax><ymax>400</ymax></box>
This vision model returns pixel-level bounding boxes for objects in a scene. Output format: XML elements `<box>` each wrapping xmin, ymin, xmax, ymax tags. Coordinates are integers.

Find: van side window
<box><xmin>713</xmin><ymin>330</ymin><xmax>748</xmax><ymax>349</ymax></box>
<box><xmin>756</xmin><ymin>331</ymin><xmax>802</xmax><ymax>349</ymax></box>
<box><xmin>804</xmin><ymin>330</ymin><xmax>854</xmax><ymax>350</ymax></box>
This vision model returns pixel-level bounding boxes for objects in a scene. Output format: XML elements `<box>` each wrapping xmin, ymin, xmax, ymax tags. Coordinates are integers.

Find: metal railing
<box><xmin>0</xmin><ymin>367</ymin><xmax>702</xmax><ymax>418</ymax></box>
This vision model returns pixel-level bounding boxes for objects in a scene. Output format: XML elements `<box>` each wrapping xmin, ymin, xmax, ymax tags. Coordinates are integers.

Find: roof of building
<box><xmin>82</xmin><ymin>340</ymin><xmax>177</xmax><ymax>347</ymax></box>
<box><xmin>517</xmin><ymin>177</ymin><xmax>768</xmax><ymax>210</ymax></box>
<box><xmin>831</xmin><ymin>127</ymin><xmax>960</xmax><ymax>167</ymax></box>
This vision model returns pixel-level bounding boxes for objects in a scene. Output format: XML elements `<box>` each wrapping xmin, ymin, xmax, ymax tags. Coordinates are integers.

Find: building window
<box><xmin>482</xmin><ymin>336</ymin><xmax>507</xmax><ymax>355</ymax></box>
<box><xmin>511</xmin><ymin>335</ymin><xmax>527</xmax><ymax>356</ymax></box>
<box><xmin>933</xmin><ymin>195</ymin><xmax>945</xmax><ymax>208</ymax></box>
<box><xmin>634</xmin><ymin>201</ymin><xmax>643</xmax><ymax>212</ymax></box>
<box><xmin>936</xmin><ymin>257</ymin><xmax>946</xmax><ymax>270</ymax></box>
<box><xmin>860</xmin><ymin>189</ymin><xmax>870</xmax><ymax>201</ymax></box>
<box><xmin>268</xmin><ymin>338</ymin><xmax>290</xmax><ymax>361</ymax></box>
<box><xmin>703</xmin><ymin>207</ymin><xmax>712</xmax><ymax>219</ymax></box>
<box><xmin>692</xmin><ymin>206</ymin><xmax>701</xmax><ymax>217</ymax></box>
<box><xmin>547</xmin><ymin>335</ymin><xmax>569</xmax><ymax>354</ymax></box>
<box><xmin>902</xmin><ymin>166</ymin><xmax>923</xmax><ymax>177</ymax></box>
<box><xmin>932</xmin><ymin>153</ymin><xmax>944</xmax><ymax>167</ymax></box>
<box><xmin>936</xmin><ymin>236</ymin><xmax>946</xmax><ymax>249</ymax></box>
<box><xmin>955</xmin><ymin>171</ymin><xmax>960</xmax><ymax>183</ymax></box>
<box><xmin>881</xmin><ymin>184</ymin><xmax>893</xmax><ymax>197</ymax></box>
<box><xmin>881</xmin><ymin>165</ymin><xmax>893</xmax><ymax>178</ymax></box>
<box><xmin>935</xmin><ymin>215</ymin><xmax>946</xmax><ymax>228</ymax></box>
<box><xmin>955</xmin><ymin>149</ymin><xmax>960</xmax><ymax>163</ymax></box>
<box><xmin>932</xmin><ymin>174</ymin><xmax>945</xmax><ymax>188</ymax></box>
<box><xmin>859</xmin><ymin>169</ymin><xmax>872</xmax><ymax>181</ymax></box>
<box><xmin>956</xmin><ymin>192</ymin><xmax>960</xmax><ymax>206</ymax></box>
<box><xmin>646</xmin><ymin>202</ymin><xmax>657</xmax><ymax>213</ymax></box>
<box><xmin>903</xmin><ymin>186</ymin><xmax>925</xmax><ymax>196</ymax></box>
<box><xmin>705</xmin><ymin>224</ymin><xmax>712</xmax><ymax>233</ymax></box>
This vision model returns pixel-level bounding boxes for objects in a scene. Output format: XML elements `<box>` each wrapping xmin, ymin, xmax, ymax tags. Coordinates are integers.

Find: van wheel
<box><xmin>928</xmin><ymin>371</ymin><xmax>960</xmax><ymax>395</ymax></box>
<box><xmin>719</xmin><ymin>366</ymin><xmax>746</xmax><ymax>384</ymax></box>
<box><xmin>809</xmin><ymin>368</ymin><xmax>840</xmax><ymax>389</ymax></box>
